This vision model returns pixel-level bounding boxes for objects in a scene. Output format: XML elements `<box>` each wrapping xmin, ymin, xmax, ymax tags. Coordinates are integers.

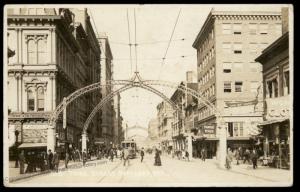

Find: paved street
<box><xmin>8</xmin><ymin>154</ymin><xmax>292</xmax><ymax>187</ymax></box>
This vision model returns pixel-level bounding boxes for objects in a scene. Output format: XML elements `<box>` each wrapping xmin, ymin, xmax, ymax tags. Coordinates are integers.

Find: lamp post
<box><xmin>14</xmin><ymin>130</ymin><xmax>20</xmax><ymax>168</ymax></box>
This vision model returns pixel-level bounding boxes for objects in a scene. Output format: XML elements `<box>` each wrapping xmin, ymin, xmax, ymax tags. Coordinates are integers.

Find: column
<box><xmin>218</xmin><ymin>121</ymin><xmax>227</xmax><ymax>169</ymax></box>
<box><xmin>16</xmin><ymin>75</ymin><xmax>19</xmax><ymax>111</ymax></box>
<box><xmin>20</xmin><ymin>73</ymin><xmax>23</xmax><ymax>112</ymax></box>
<box><xmin>187</xmin><ymin>134</ymin><xmax>193</xmax><ymax>159</ymax></box>
<box><xmin>81</xmin><ymin>132</ymin><xmax>87</xmax><ymax>152</ymax></box>
<box><xmin>47</xmin><ymin>125</ymin><xmax>56</xmax><ymax>152</ymax></box>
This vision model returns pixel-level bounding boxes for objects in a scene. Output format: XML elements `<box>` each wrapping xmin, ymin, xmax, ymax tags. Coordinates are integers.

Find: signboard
<box><xmin>266</xmin><ymin>96</ymin><xmax>290</xmax><ymax>120</ymax></box>
<box><xmin>203</xmin><ymin>125</ymin><xmax>215</xmax><ymax>134</ymax></box>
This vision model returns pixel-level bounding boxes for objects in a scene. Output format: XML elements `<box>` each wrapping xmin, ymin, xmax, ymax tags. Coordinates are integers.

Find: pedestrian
<box><xmin>82</xmin><ymin>149</ymin><xmax>87</xmax><ymax>166</ymax></box>
<box><xmin>226</xmin><ymin>148</ymin><xmax>233</xmax><ymax>170</ymax></box>
<box><xmin>251</xmin><ymin>149</ymin><xmax>258</xmax><ymax>169</ymax></box>
<box><xmin>154</xmin><ymin>149</ymin><xmax>162</xmax><ymax>166</ymax></box>
<box><xmin>52</xmin><ymin>150</ymin><xmax>60</xmax><ymax>172</ymax></box>
<box><xmin>185</xmin><ymin>150</ymin><xmax>190</xmax><ymax>161</ymax></box>
<box><xmin>18</xmin><ymin>150</ymin><xmax>25</xmax><ymax>174</ymax></box>
<box><xmin>123</xmin><ymin>148</ymin><xmax>130</xmax><ymax>166</ymax></box>
<box><xmin>201</xmin><ymin>148</ymin><xmax>206</xmax><ymax>161</ymax></box>
<box><xmin>235</xmin><ymin>147</ymin><xmax>241</xmax><ymax>165</ymax></box>
<box><xmin>32</xmin><ymin>151</ymin><xmax>37</xmax><ymax>172</ymax></box>
<box><xmin>48</xmin><ymin>149</ymin><xmax>53</xmax><ymax>170</ymax></box>
<box><xmin>243</xmin><ymin>149</ymin><xmax>251</xmax><ymax>164</ymax></box>
<box><xmin>109</xmin><ymin>148</ymin><xmax>114</xmax><ymax>162</ymax></box>
<box><xmin>140</xmin><ymin>147</ymin><xmax>145</xmax><ymax>163</ymax></box>
<box><xmin>65</xmin><ymin>152</ymin><xmax>69</xmax><ymax>168</ymax></box>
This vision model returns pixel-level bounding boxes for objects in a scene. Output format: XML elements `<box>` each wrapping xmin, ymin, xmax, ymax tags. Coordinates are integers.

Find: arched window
<box><xmin>27</xmin><ymin>88</ymin><xmax>35</xmax><ymax>111</ymax></box>
<box><xmin>28</xmin><ymin>39</ymin><xmax>37</xmax><ymax>64</ymax></box>
<box><xmin>37</xmin><ymin>39</ymin><xmax>47</xmax><ymax>64</ymax></box>
<box><xmin>37</xmin><ymin>87</ymin><xmax>44</xmax><ymax>111</ymax></box>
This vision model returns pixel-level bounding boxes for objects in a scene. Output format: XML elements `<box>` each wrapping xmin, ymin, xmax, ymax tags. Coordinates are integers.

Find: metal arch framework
<box><xmin>82</xmin><ymin>82</ymin><xmax>179</xmax><ymax>133</ymax></box>
<box><xmin>49</xmin><ymin>72</ymin><xmax>217</xmax><ymax>128</ymax></box>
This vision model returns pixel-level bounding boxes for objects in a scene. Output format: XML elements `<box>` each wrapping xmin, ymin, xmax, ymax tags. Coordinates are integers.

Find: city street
<box><xmin>9</xmin><ymin>154</ymin><xmax>292</xmax><ymax>187</ymax></box>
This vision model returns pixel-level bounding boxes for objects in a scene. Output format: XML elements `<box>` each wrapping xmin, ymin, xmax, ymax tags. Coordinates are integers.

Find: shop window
<box><xmin>224</xmin><ymin>81</ymin><xmax>232</xmax><ymax>93</ymax></box>
<box><xmin>235</xmin><ymin>81</ymin><xmax>243</xmax><ymax>92</ymax></box>
<box><xmin>233</xmin><ymin>122</ymin><xmax>244</xmax><ymax>137</ymax></box>
<box><xmin>27</xmin><ymin>88</ymin><xmax>35</xmax><ymax>111</ymax></box>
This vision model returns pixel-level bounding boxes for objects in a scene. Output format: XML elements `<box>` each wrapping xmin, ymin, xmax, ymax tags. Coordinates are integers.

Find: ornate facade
<box><xmin>7</xmin><ymin>8</ymin><xmax>101</xmax><ymax>153</ymax></box>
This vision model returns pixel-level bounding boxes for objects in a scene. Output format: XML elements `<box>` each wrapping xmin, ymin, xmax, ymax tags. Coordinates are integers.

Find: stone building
<box><xmin>255</xmin><ymin>7</ymin><xmax>291</xmax><ymax>169</ymax></box>
<box><xmin>98</xmin><ymin>33</ymin><xmax>116</xmax><ymax>146</ymax></box>
<box><xmin>192</xmin><ymin>10</ymin><xmax>282</xmax><ymax>159</ymax></box>
<box><xmin>6</xmin><ymin>8</ymin><xmax>101</xmax><ymax>154</ymax></box>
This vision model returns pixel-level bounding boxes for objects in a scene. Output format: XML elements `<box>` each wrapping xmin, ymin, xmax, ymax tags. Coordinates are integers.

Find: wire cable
<box><xmin>134</xmin><ymin>8</ymin><xmax>138</xmax><ymax>72</ymax></box>
<box><xmin>126</xmin><ymin>9</ymin><xmax>133</xmax><ymax>76</ymax></box>
<box><xmin>158</xmin><ymin>8</ymin><xmax>182</xmax><ymax>80</ymax></box>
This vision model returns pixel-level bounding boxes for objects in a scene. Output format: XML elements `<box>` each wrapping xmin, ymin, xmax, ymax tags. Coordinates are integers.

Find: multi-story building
<box><xmin>148</xmin><ymin>118</ymin><xmax>159</xmax><ymax>140</ymax></box>
<box><xmin>98</xmin><ymin>33</ymin><xmax>115</xmax><ymax>146</ymax></box>
<box><xmin>6</xmin><ymin>8</ymin><xmax>101</xmax><ymax>154</ymax></box>
<box><xmin>171</xmin><ymin>72</ymin><xmax>197</xmax><ymax>156</ymax></box>
<box><xmin>255</xmin><ymin>8</ymin><xmax>291</xmax><ymax>169</ymax></box>
<box><xmin>192</xmin><ymin>10</ymin><xmax>282</xmax><ymax>158</ymax></box>
<box><xmin>156</xmin><ymin>101</ymin><xmax>174</xmax><ymax>152</ymax></box>
<box><xmin>112</xmin><ymin>92</ymin><xmax>122</xmax><ymax>145</ymax></box>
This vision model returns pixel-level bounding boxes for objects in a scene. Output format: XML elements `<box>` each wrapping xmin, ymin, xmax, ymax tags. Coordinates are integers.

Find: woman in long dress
<box><xmin>154</xmin><ymin>149</ymin><xmax>162</xmax><ymax>166</ymax></box>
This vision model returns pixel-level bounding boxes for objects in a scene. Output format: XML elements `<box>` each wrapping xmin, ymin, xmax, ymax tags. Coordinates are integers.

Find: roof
<box><xmin>255</xmin><ymin>32</ymin><xmax>289</xmax><ymax>64</ymax></box>
<box><xmin>192</xmin><ymin>10</ymin><xmax>281</xmax><ymax>48</ymax></box>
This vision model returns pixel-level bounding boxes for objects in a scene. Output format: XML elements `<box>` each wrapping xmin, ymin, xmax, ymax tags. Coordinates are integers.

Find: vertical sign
<box><xmin>63</xmin><ymin>97</ymin><xmax>67</xmax><ymax>129</ymax></box>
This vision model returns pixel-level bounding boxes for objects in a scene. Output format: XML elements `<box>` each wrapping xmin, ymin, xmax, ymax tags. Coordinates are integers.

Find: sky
<box><xmin>88</xmin><ymin>4</ymin><xmax>284</xmax><ymax>128</ymax></box>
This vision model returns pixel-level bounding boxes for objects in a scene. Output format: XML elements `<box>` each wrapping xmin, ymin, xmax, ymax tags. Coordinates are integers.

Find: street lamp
<box><xmin>14</xmin><ymin>130</ymin><xmax>20</xmax><ymax>168</ymax></box>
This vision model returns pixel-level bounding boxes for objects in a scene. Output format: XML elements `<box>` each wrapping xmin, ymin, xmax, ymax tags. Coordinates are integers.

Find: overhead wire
<box><xmin>126</xmin><ymin>9</ymin><xmax>133</xmax><ymax>76</ymax></box>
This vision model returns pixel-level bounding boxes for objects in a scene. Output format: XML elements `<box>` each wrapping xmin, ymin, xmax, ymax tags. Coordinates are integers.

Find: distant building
<box><xmin>148</xmin><ymin>118</ymin><xmax>159</xmax><ymax>140</ymax></box>
<box><xmin>192</xmin><ymin>10</ymin><xmax>282</xmax><ymax>158</ymax></box>
<box><xmin>255</xmin><ymin>7</ymin><xmax>290</xmax><ymax>169</ymax></box>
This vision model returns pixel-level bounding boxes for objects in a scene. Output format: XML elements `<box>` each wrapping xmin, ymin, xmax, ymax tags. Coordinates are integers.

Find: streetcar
<box><xmin>121</xmin><ymin>140</ymin><xmax>137</xmax><ymax>159</ymax></box>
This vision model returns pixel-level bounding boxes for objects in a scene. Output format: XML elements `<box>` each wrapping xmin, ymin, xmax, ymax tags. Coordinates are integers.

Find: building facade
<box><xmin>148</xmin><ymin>118</ymin><xmax>159</xmax><ymax>140</ymax></box>
<box><xmin>98</xmin><ymin>33</ymin><xmax>115</xmax><ymax>146</ymax></box>
<box><xmin>7</xmin><ymin>8</ymin><xmax>101</xmax><ymax>155</ymax></box>
<box><xmin>255</xmin><ymin>8</ymin><xmax>291</xmax><ymax>169</ymax></box>
<box><xmin>192</xmin><ymin>10</ymin><xmax>282</xmax><ymax>159</ymax></box>
<box><xmin>156</xmin><ymin>101</ymin><xmax>174</xmax><ymax>152</ymax></box>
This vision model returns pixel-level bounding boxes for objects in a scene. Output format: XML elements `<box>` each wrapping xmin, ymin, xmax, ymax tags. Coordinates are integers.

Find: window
<box><xmin>267</xmin><ymin>78</ymin><xmax>279</xmax><ymax>98</ymax></box>
<box><xmin>259</xmin><ymin>23</ymin><xmax>268</xmax><ymax>35</ymax></box>
<box><xmin>284</xmin><ymin>71</ymin><xmax>290</xmax><ymax>95</ymax></box>
<box><xmin>233</xmin><ymin>43</ymin><xmax>242</xmax><ymax>54</ymax></box>
<box><xmin>234</xmin><ymin>62</ymin><xmax>243</xmax><ymax>72</ymax></box>
<box><xmin>223</xmin><ymin>62</ymin><xmax>232</xmax><ymax>73</ymax></box>
<box><xmin>233</xmin><ymin>122</ymin><xmax>244</xmax><ymax>136</ymax></box>
<box><xmin>222</xmin><ymin>43</ymin><xmax>231</xmax><ymax>54</ymax></box>
<box><xmin>228</xmin><ymin>122</ymin><xmax>233</xmax><ymax>137</ymax></box>
<box><xmin>224</xmin><ymin>81</ymin><xmax>231</xmax><ymax>93</ymax></box>
<box><xmin>250</xmin><ymin>81</ymin><xmax>259</xmax><ymax>93</ymax></box>
<box><xmin>27</xmin><ymin>88</ymin><xmax>35</xmax><ymax>111</ymax></box>
<box><xmin>37</xmin><ymin>39</ymin><xmax>47</xmax><ymax>64</ymax></box>
<box><xmin>249</xmin><ymin>43</ymin><xmax>258</xmax><ymax>54</ymax></box>
<box><xmin>37</xmin><ymin>87</ymin><xmax>44</xmax><ymax>111</ymax></box>
<box><xmin>275</xmin><ymin>23</ymin><xmax>282</xmax><ymax>35</ymax></box>
<box><xmin>235</xmin><ymin>81</ymin><xmax>243</xmax><ymax>92</ymax></box>
<box><xmin>233</xmin><ymin>23</ymin><xmax>242</xmax><ymax>34</ymax></box>
<box><xmin>28</xmin><ymin>39</ymin><xmax>37</xmax><ymax>64</ymax></box>
<box><xmin>222</xmin><ymin>23</ymin><xmax>231</xmax><ymax>34</ymax></box>
<box><xmin>249</xmin><ymin>23</ymin><xmax>257</xmax><ymax>35</ymax></box>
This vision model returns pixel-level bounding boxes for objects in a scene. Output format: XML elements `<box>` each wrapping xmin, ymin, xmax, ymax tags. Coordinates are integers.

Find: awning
<box><xmin>257</xmin><ymin>118</ymin><xmax>289</xmax><ymax>126</ymax></box>
<box><xmin>18</xmin><ymin>143</ymin><xmax>47</xmax><ymax>148</ymax></box>
<box><xmin>227</xmin><ymin>137</ymin><xmax>251</xmax><ymax>141</ymax></box>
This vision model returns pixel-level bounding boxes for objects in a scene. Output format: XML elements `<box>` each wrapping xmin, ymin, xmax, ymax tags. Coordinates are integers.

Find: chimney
<box><xmin>281</xmin><ymin>7</ymin><xmax>289</xmax><ymax>34</ymax></box>
<box><xmin>186</xmin><ymin>71</ymin><xmax>194</xmax><ymax>83</ymax></box>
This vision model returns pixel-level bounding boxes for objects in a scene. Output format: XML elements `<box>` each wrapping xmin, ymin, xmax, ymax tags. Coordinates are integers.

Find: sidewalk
<box><xmin>8</xmin><ymin>157</ymin><xmax>101</xmax><ymax>183</ymax></box>
<box><xmin>162</xmin><ymin>154</ymin><xmax>291</xmax><ymax>183</ymax></box>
